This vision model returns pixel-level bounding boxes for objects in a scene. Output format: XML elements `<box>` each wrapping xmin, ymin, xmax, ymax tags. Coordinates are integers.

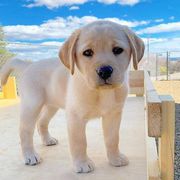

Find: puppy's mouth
<box><xmin>103</xmin><ymin>80</ymin><xmax>112</xmax><ymax>85</ymax></box>
<box><xmin>97</xmin><ymin>80</ymin><xmax>121</xmax><ymax>89</ymax></box>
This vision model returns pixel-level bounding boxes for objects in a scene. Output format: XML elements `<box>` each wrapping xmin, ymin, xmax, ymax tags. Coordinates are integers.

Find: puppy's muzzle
<box><xmin>96</xmin><ymin>65</ymin><xmax>113</xmax><ymax>81</ymax></box>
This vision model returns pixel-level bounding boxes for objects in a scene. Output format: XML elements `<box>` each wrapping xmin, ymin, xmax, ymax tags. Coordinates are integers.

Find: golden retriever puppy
<box><xmin>0</xmin><ymin>20</ymin><xmax>144</xmax><ymax>173</ymax></box>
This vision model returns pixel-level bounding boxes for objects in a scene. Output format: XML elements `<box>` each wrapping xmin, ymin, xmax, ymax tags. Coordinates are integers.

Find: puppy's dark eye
<box><xmin>83</xmin><ymin>49</ymin><xmax>94</xmax><ymax>57</ymax></box>
<box><xmin>112</xmin><ymin>47</ymin><xmax>124</xmax><ymax>55</ymax></box>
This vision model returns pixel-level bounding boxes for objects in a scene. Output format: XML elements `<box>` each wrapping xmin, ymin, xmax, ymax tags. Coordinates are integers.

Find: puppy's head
<box><xmin>59</xmin><ymin>21</ymin><xmax>144</xmax><ymax>89</ymax></box>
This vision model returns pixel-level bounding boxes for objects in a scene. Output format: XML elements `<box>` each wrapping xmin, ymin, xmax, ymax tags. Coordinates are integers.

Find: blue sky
<box><xmin>0</xmin><ymin>0</ymin><xmax>180</xmax><ymax>60</ymax></box>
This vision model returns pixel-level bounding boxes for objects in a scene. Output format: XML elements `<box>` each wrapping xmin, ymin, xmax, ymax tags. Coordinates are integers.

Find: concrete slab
<box><xmin>0</xmin><ymin>97</ymin><xmax>147</xmax><ymax>180</ymax></box>
<box><xmin>0</xmin><ymin>98</ymin><xmax>20</xmax><ymax>107</ymax></box>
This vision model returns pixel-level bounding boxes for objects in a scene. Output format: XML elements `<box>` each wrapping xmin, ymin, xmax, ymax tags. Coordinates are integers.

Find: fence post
<box><xmin>156</xmin><ymin>53</ymin><xmax>158</xmax><ymax>80</ymax></box>
<box><xmin>159</xmin><ymin>95</ymin><xmax>175</xmax><ymax>180</ymax></box>
<box><xmin>166</xmin><ymin>51</ymin><xmax>169</xmax><ymax>80</ymax></box>
<box><xmin>175</xmin><ymin>104</ymin><xmax>180</xmax><ymax>180</ymax></box>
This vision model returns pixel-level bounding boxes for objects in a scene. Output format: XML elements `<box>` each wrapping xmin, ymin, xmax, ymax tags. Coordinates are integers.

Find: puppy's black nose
<box><xmin>97</xmin><ymin>65</ymin><xmax>113</xmax><ymax>80</ymax></box>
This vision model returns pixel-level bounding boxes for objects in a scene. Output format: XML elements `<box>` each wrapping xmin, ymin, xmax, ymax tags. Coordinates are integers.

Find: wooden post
<box><xmin>129</xmin><ymin>70</ymin><xmax>144</xmax><ymax>96</ymax></box>
<box><xmin>145</xmin><ymin>70</ymin><xmax>162</xmax><ymax>137</ymax></box>
<box><xmin>146</xmin><ymin>134</ymin><xmax>161</xmax><ymax>179</ymax></box>
<box><xmin>175</xmin><ymin>104</ymin><xmax>180</xmax><ymax>180</ymax></box>
<box><xmin>159</xmin><ymin>95</ymin><xmax>175</xmax><ymax>180</ymax></box>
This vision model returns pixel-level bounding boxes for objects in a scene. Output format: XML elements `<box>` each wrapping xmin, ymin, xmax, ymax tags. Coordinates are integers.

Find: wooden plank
<box><xmin>159</xmin><ymin>95</ymin><xmax>175</xmax><ymax>180</ymax></box>
<box><xmin>145</xmin><ymin>105</ymin><xmax>161</xmax><ymax>180</ymax></box>
<box><xmin>130</xmin><ymin>87</ymin><xmax>144</xmax><ymax>96</ymax></box>
<box><xmin>147</xmin><ymin>103</ymin><xmax>162</xmax><ymax>137</ymax></box>
<box><xmin>146</xmin><ymin>137</ymin><xmax>161</xmax><ymax>180</ymax></box>
<box><xmin>129</xmin><ymin>70</ymin><xmax>144</xmax><ymax>80</ymax></box>
<box><xmin>144</xmin><ymin>71</ymin><xmax>162</xmax><ymax>137</ymax></box>
<box><xmin>129</xmin><ymin>70</ymin><xmax>144</xmax><ymax>96</ymax></box>
<box><xmin>175</xmin><ymin>104</ymin><xmax>180</xmax><ymax>180</ymax></box>
<box><xmin>129</xmin><ymin>80</ymin><xmax>144</xmax><ymax>87</ymax></box>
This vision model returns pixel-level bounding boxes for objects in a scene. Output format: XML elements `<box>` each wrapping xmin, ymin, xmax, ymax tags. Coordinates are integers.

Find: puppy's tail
<box><xmin>0</xmin><ymin>58</ymin><xmax>32</xmax><ymax>86</ymax></box>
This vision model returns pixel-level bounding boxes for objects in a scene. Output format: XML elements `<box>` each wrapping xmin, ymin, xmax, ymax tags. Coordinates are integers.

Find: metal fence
<box><xmin>143</xmin><ymin>51</ymin><xmax>180</xmax><ymax>81</ymax></box>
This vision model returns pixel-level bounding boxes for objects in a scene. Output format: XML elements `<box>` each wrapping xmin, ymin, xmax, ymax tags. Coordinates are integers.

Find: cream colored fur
<box><xmin>0</xmin><ymin>21</ymin><xmax>144</xmax><ymax>173</ymax></box>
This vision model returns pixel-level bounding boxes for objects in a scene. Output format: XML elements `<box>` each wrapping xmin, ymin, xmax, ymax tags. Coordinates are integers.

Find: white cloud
<box><xmin>69</xmin><ymin>6</ymin><xmax>80</xmax><ymax>10</ymax></box>
<box><xmin>26</xmin><ymin>0</ymin><xmax>88</xmax><ymax>9</ymax></box>
<box><xmin>137</xmin><ymin>22</ymin><xmax>180</xmax><ymax>34</ymax></box>
<box><xmin>169</xmin><ymin>16</ymin><xmax>175</xmax><ymax>20</ymax></box>
<box><xmin>150</xmin><ymin>38</ymin><xmax>180</xmax><ymax>52</ymax></box>
<box><xmin>105</xmin><ymin>17</ymin><xmax>149</xmax><ymax>27</ymax></box>
<box><xmin>4</xmin><ymin>16</ymin><xmax>149</xmax><ymax>41</ymax></box>
<box><xmin>142</xmin><ymin>37</ymin><xmax>167</xmax><ymax>44</ymax></box>
<box><xmin>6</xmin><ymin>41</ymin><xmax>62</xmax><ymax>51</ymax></box>
<box><xmin>98</xmin><ymin>0</ymin><xmax>140</xmax><ymax>6</ymax></box>
<box><xmin>40</xmin><ymin>41</ymin><xmax>63</xmax><ymax>46</ymax></box>
<box><xmin>142</xmin><ymin>37</ymin><xmax>180</xmax><ymax>52</ymax></box>
<box><xmin>154</xmin><ymin>18</ymin><xmax>164</xmax><ymax>23</ymax></box>
<box><xmin>6</xmin><ymin>41</ymin><xmax>62</xmax><ymax>60</ymax></box>
<box><xmin>25</xmin><ymin>0</ymin><xmax>142</xmax><ymax>8</ymax></box>
<box><xmin>4</xmin><ymin>15</ymin><xmax>149</xmax><ymax>60</ymax></box>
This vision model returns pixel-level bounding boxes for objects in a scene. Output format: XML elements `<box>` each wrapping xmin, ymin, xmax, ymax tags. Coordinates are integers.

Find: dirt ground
<box><xmin>153</xmin><ymin>81</ymin><xmax>180</xmax><ymax>103</ymax></box>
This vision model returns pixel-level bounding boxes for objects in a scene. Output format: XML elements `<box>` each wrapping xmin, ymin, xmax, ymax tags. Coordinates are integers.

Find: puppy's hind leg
<box><xmin>37</xmin><ymin>105</ymin><xmax>58</xmax><ymax>146</ymax></box>
<box><xmin>20</xmin><ymin>97</ymin><xmax>44</xmax><ymax>166</ymax></box>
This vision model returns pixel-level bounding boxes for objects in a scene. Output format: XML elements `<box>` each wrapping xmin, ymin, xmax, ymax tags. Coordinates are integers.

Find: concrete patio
<box><xmin>0</xmin><ymin>97</ymin><xmax>147</xmax><ymax>180</ymax></box>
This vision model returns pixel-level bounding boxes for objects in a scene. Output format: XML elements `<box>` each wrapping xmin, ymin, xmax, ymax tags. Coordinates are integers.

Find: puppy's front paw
<box><xmin>24</xmin><ymin>151</ymin><xmax>41</xmax><ymax>166</ymax></box>
<box><xmin>73</xmin><ymin>158</ymin><xmax>95</xmax><ymax>173</ymax></box>
<box><xmin>43</xmin><ymin>136</ymin><xmax>58</xmax><ymax>146</ymax></box>
<box><xmin>108</xmin><ymin>153</ymin><xmax>129</xmax><ymax>167</ymax></box>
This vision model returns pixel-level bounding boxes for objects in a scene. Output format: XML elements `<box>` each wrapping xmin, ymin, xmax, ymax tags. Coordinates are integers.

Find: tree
<box><xmin>0</xmin><ymin>26</ymin><xmax>14</xmax><ymax>68</ymax></box>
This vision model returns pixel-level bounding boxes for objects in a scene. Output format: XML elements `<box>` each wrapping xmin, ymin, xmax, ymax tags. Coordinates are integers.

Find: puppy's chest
<box><xmin>86</xmin><ymin>90</ymin><xmax>122</xmax><ymax>117</ymax></box>
<box><xmin>98</xmin><ymin>91</ymin><xmax>116</xmax><ymax>110</ymax></box>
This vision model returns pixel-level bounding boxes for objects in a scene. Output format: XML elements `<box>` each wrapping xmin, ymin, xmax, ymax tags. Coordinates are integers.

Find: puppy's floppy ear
<box><xmin>59</xmin><ymin>29</ymin><xmax>81</xmax><ymax>75</ymax></box>
<box><xmin>123</xmin><ymin>27</ymin><xmax>145</xmax><ymax>70</ymax></box>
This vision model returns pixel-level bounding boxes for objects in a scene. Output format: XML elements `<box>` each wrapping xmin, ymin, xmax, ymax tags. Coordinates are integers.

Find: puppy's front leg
<box><xmin>67</xmin><ymin>112</ymin><xmax>94</xmax><ymax>173</ymax></box>
<box><xmin>102</xmin><ymin>110</ymin><xmax>129</xmax><ymax>167</ymax></box>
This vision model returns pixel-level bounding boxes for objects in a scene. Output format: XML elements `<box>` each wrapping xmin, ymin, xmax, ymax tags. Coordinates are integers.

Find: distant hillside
<box><xmin>169</xmin><ymin>57</ymin><xmax>180</xmax><ymax>61</ymax></box>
